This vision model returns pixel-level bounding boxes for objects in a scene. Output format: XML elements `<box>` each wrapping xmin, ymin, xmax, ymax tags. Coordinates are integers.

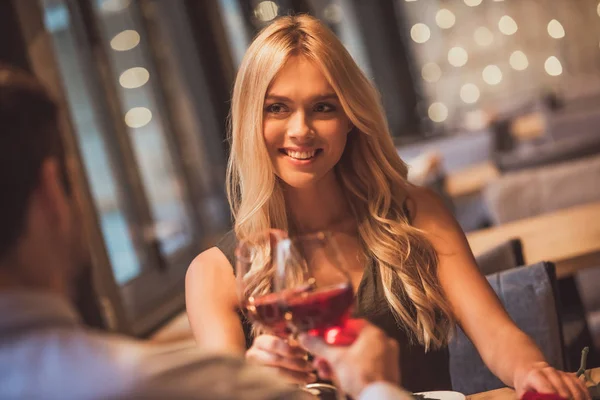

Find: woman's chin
<box><xmin>281</xmin><ymin>178</ymin><xmax>320</xmax><ymax>190</ymax></box>
<box><xmin>276</xmin><ymin>168</ymin><xmax>337</xmax><ymax>190</ymax></box>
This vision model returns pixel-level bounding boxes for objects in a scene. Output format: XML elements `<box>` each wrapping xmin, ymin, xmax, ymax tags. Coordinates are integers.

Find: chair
<box><xmin>449</xmin><ymin>262</ymin><xmax>565</xmax><ymax>395</ymax></box>
<box><xmin>475</xmin><ymin>238</ymin><xmax>524</xmax><ymax>276</ymax></box>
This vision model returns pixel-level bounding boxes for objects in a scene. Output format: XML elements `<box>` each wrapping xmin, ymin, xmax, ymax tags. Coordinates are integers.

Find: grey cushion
<box><xmin>449</xmin><ymin>262</ymin><xmax>564</xmax><ymax>395</ymax></box>
<box><xmin>484</xmin><ymin>153</ymin><xmax>600</xmax><ymax>225</ymax></box>
<box><xmin>475</xmin><ymin>238</ymin><xmax>524</xmax><ymax>276</ymax></box>
<box><xmin>548</xmin><ymin>108</ymin><xmax>600</xmax><ymax>141</ymax></box>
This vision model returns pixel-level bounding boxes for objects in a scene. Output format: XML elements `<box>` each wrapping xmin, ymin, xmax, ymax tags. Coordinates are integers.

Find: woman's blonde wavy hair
<box><xmin>227</xmin><ymin>15</ymin><xmax>454</xmax><ymax>349</ymax></box>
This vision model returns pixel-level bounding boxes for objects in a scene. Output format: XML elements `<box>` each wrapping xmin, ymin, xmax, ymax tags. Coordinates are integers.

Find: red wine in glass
<box><xmin>275</xmin><ymin>233</ymin><xmax>361</xmax><ymax>346</ymax></box>
<box><xmin>284</xmin><ymin>282</ymin><xmax>354</xmax><ymax>339</ymax></box>
<box><xmin>236</xmin><ymin>229</ymin><xmax>292</xmax><ymax>335</ymax></box>
<box><xmin>244</xmin><ymin>285</ymin><xmax>312</xmax><ymax>338</ymax></box>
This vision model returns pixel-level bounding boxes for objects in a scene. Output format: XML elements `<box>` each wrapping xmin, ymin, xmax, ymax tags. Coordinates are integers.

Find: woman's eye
<box><xmin>266</xmin><ymin>103</ymin><xmax>287</xmax><ymax>114</ymax></box>
<box><xmin>314</xmin><ymin>103</ymin><xmax>335</xmax><ymax>113</ymax></box>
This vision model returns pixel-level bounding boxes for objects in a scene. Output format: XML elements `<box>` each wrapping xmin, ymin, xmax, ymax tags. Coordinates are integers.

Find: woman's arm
<box><xmin>407</xmin><ymin>186</ymin><xmax>589</xmax><ymax>400</ymax></box>
<box><xmin>185</xmin><ymin>247</ymin><xmax>247</xmax><ymax>355</ymax></box>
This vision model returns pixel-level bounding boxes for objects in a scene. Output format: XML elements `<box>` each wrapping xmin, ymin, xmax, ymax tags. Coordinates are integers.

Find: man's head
<box><xmin>0</xmin><ymin>63</ymin><xmax>85</xmax><ymax>294</ymax></box>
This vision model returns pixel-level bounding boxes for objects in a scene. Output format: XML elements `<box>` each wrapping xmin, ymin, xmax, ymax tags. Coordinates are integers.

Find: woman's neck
<box><xmin>283</xmin><ymin>171</ymin><xmax>353</xmax><ymax>234</ymax></box>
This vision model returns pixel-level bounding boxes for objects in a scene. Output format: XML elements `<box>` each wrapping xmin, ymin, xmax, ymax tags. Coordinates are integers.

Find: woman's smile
<box><xmin>278</xmin><ymin>147</ymin><xmax>324</xmax><ymax>166</ymax></box>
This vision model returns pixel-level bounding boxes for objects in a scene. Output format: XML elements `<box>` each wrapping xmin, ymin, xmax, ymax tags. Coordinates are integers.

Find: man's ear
<box><xmin>36</xmin><ymin>158</ymin><xmax>73</xmax><ymax>236</ymax></box>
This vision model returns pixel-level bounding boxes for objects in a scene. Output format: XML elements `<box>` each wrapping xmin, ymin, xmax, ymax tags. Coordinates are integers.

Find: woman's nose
<box><xmin>287</xmin><ymin>111</ymin><xmax>313</xmax><ymax>140</ymax></box>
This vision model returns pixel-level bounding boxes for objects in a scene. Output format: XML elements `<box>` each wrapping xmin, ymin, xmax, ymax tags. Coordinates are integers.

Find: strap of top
<box><xmin>215</xmin><ymin>229</ymin><xmax>238</xmax><ymax>272</ymax></box>
<box><xmin>215</xmin><ymin>230</ymin><xmax>254</xmax><ymax>348</ymax></box>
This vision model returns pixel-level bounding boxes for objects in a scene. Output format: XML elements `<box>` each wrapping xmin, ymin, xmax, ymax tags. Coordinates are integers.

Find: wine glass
<box><xmin>275</xmin><ymin>231</ymin><xmax>360</xmax><ymax>400</ymax></box>
<box><xmin>236</xmin><ymin>230</ymin><xmax>359</xmax><ymax>400</ymax></box>
<box><xmin>235</xmin><ymin>229</ymin><xmax>292</xmax><ymax>338</ymax></box>
<box><xmin>274</xmin><ymin>231</ymin><xmax>358</xmax><ymax>346</ymax></box>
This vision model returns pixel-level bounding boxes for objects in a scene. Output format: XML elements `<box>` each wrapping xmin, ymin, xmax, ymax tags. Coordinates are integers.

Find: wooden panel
<box><xmin>468</xmin><ymin>202</ymin><xmax>600</xmax><ymax>277</ymax></box>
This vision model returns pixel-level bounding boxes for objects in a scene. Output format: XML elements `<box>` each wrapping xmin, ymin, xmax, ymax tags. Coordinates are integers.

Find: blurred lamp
<box><xmin>483</xmin><ymin>65</ymin><xmax>502</xmax><ymax>85</ymax></box>
<box><xmin>460</xmin><ymin>83</ymin><xmax>480</xmax><ymax>104</ymax></box>
<box><xmin>411</xmin><ymin>23</ymin><xmax>431</xmax><ymax>43</ymax></box>
<box><xmin>498</xmin><ymin>15</ymin><xmax>518</xmax><ymax>35</ymax></box>
<box><xmin>125</xmin><ymin>107</ymin><xmax>152</xmax><ymax>128</ymax></box>
<box><xmin>100</xmin><ymin>0</ymin><xmax>131</xmax><ymax>13</ymax></box>
<box><xmin>545</xmin><ymin>56</ymin><xmax>563</xmax><ymax>76</ymax></box>
<box><xmin>474</xmin><ymin>27</ymin><xmax>494</xmax><ymax>47</ymax></box>
<box><xmin>448</xmin><ymin>47</ymin><xmax>468</xmax><ymax>67</ymax></box>
<box><xmin>509</xmin><ymin>51</ymin><xmax>529</xmax><ymax>71</ymax></box>
<box><xmin>428</xmin><ymin>102</ymin><xmax>449</xmax><ymax>123</ymax></box>
<box><xmin>323</xmin><ymin>4</ymin><xmax>343</xmax><ymax>24</ymax></box>
<box><xmin>436</xmin><ymin>9</ymin><xmax>456</xmax><ymax>29</ymax></box>
<box><xmin>255</xmin><ymin>1</ymin><xmax>278</xmax><ymax>22</ymax></box>
<box><xmin>547</xmin><ymin>20</ymin><xmax>565</xmax><ymax>39</ymax></box>
<box><xmin>119</xmin><ymin>67</ymin><xmax>150</xmax><ymax>89</ymax></box>
<box><xmin>110</xmin><ymin>30</ymin><xmax>140</xmax><ymax>52</ymax></box>
<box><xmin>422</xmin><ymin>63</ymin><xmax>442</xmax><ymax>83</ymax></box>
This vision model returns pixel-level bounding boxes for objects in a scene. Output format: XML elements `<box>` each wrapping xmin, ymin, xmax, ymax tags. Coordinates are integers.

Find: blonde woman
<box><xmin>186</xmin><ymin>15</ymin><xmax>589</xmax><ymax>398</ymax></box>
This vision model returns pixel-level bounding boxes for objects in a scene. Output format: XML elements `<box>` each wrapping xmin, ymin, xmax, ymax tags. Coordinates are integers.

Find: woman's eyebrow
<box><xmin>264</xmin><ymin>93</ymin><xmax>338</xmax><ymax>102</ymax></box>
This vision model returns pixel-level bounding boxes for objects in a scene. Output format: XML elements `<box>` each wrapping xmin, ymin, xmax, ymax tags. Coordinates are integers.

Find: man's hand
<box><xmin>299</xmin><ymin>321</ymin><xmax>400</xmax><ymax>399</ymax></box>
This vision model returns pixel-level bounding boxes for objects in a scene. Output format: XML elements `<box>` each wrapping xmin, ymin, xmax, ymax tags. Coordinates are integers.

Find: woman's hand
<box><xmin>245</xmin><ymin>334</ymin><xmax>317</xmax><ymax>384</ymax></box>
<box><xmin>514</xmin><ymin>361</ymin><xmax>590</xmax><ymax>400</ymax></box>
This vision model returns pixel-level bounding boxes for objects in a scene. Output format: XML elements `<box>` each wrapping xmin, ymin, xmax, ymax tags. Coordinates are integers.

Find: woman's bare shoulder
<box><xmin>186</xmin><ymin>246</ymin><xmax>235</xmax><ymax>287</ymax></box>
<box><xmin>404</xmin><ymin>184</ymin><xmax>453</xmax><ymax>227</ymax></box>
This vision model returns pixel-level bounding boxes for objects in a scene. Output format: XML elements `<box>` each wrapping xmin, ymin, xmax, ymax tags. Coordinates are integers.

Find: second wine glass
<box><xmin>275</xmin><ymin>231</ymin><xmax>358</xmax><ymax>346</ymax></box>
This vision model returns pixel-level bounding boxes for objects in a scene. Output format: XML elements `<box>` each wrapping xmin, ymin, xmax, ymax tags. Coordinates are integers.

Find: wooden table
<box><xmin>445</xmin><ymin>161</ymin><xmax>500</xmax><ymax>198</ymax></box>
<box><xmin>467</xmin><ymin>202</ymin><xmax>600</xmax><ymax>279</ymax></box>
<box><xmin>468</xmin><ymin>368</ymin><xmax>600</xmax><ymax>400</ymax></box>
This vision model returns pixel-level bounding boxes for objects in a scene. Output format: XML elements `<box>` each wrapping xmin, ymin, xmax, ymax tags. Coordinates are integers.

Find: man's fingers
<box><xmin>313</xmin><ymin>357</ymin><xmax>334</xmax><ymax>381</ymax></box>
<box><xmin>299</xmin><ymin>334</ymin><xmax>333</xmax><ymax>359</ymax></box>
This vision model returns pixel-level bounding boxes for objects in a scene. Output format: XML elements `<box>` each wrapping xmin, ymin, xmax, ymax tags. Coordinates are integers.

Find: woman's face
<box><xmin>263</xmin><ymin>55</ymin><xmax>352</xmax><ymax>189</ymax></box>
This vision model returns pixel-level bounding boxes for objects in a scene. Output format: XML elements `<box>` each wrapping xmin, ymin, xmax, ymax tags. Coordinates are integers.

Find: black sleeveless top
<box><xmin>216</xmin><ymin>220</ymin><xmax>452</xmax><ymax>392</ymax></box>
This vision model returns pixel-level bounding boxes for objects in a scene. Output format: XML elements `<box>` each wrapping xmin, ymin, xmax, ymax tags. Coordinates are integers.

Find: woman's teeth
<box><xmin>285</xmin><ymin>150</ymin><xmax>317</xmax><ymax>160</ymax></box>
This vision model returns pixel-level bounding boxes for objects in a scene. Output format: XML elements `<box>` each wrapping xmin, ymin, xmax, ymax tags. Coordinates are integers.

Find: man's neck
<box><xmin>0</xmin><ymin>261</ymin><xmax>67</xmax><ymax>295</ymax></box>
<box><xmin>0</xmin><ymin>268</ymin><xmax>21</xmax><ymax>290</ymax></box>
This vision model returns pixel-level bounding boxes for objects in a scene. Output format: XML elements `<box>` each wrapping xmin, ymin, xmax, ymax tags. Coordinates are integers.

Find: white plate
<box><xmin>415</xmin><ymin>391</ymin><xmax>467</xmax><ymax>400</ymax></box>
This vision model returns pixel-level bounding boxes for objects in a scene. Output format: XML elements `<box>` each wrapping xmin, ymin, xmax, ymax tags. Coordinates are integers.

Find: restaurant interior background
<box><xmin>2</xmin><ymin>0</ymin><xmax>599</xmax><ymax>371</ymax></box>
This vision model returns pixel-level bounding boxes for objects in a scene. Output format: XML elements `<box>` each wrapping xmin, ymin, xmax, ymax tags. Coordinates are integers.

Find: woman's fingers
<box><xmin>253</xmin><ymin>334</ymin><xmax>308</xmax><ymax>358</ymax></box>
<box><xmin>265</xmin><ymin>366</ymin><xmax>318</xmax><ymax>385</ymax></box>
<box><xmin>517</xmin><ymin>365</ymin><xmax>591</xmax><ymax>400</ymax></box>
<box><xmin>564</xmin><ymin>372</ymin><xmax>592</xmax><ymax>400</ymax></box>
<box><xmin>519</xmin><ymin>368</ymin><xmax>556</xmax><ymax>398</ymax></box>
<box><xmin>561</xmin><ymin>373</ymin><xmax>591</xmax><ymax>400</ymax></box>
<box><xmin>543</xmin><ymin>369</ymin><xmax>572</xmax><ymax>399</ymax></box>
<box><xmin>247</xmin><ymin>346</ymin><xmax>314</xmax><ymax>372</ymax></box>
